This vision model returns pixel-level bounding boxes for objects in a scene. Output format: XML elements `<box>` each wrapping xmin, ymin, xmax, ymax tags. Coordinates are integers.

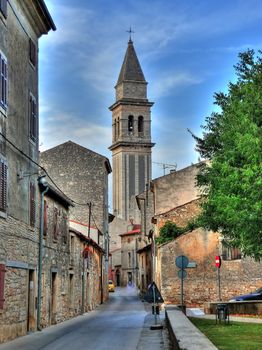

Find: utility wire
<box><xmin>0</xmin><ymin>132</ymin><xmax>89</xmax><ymax>207</ymax></box>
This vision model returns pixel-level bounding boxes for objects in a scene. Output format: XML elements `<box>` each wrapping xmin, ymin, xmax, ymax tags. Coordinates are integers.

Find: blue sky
<box><xmin>39</xmin><ymin>0</ymin><xmax>262</xmax><ymax>181</ymax></box>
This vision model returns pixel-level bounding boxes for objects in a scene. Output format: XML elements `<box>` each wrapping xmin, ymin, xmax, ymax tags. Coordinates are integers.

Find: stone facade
<box><xmin>0</xmin><ymin>1</ymin><xmax>55</xmax><ymax>344</ymax></box>
<box><xmin>151</xmin><ymin>163</ymin><xmax>262</xmax><ymax>307</ymax></box>
<box><xmin>109</xmin><ymin>39</ymin><xmax>154</xmax><ymax>223</ymax></box>
<box><xmin>40</xmin><ymin>141</ymin><xmax>111</xmax><ymax>308</ymax></box>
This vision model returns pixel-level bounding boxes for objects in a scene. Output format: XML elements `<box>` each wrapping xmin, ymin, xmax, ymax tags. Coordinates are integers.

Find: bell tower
<box><xmin>109</xmin><ymin>39</ymin><xmax>154</xmax><ymax>222</ymax></box>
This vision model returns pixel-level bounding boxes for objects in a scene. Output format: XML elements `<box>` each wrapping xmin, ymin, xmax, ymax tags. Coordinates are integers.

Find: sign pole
<box><xmin>218</xmin><ymin>268</ymin><xmax>221</xmax><ymax>301</ymax></box>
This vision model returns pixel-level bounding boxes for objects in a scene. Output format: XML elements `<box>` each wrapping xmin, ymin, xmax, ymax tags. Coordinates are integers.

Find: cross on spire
<box><xmin>126</xmin><ymin>27</ymin><xmax>135</xmax><ymax>41</ymax></box>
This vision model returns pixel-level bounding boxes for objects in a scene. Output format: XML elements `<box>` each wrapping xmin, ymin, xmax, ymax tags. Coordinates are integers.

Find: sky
<box><xmin>39</xmin><ymin>0</ymin><xmax>262</xmax><ymax>182</ymax></box>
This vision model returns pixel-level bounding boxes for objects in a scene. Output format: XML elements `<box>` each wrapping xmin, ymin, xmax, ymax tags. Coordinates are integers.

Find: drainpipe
<box><xmin>37</xmin><ymin>176</ymin><xmax>49</xmax><ymax>331</ymax></box>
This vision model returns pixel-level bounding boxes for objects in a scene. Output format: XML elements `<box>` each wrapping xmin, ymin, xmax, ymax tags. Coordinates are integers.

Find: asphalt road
<box><xmin>0</xmin><ymin>286</ymin><xmax>156</xmax><ymax>350</ymax></box>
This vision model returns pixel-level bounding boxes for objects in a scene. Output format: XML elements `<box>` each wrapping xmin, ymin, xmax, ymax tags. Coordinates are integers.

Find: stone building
<box><xmin>108</xmin><ymin>38</ymin><xmax>154</xmax><ymax>286</ymax></box>
<box><xmin>150</xmin><ymin>163</ymin><xmax>262</xmax><ymax>307</ymax></box>
<box><xmin>0</xmin><ymin>0</ymin><xmax>55</xmax><ymax>343</ymax></box>
<box><xmin>38</xmin><ymin>180</ymin><xmax>72</xmax><ymax>328</ymax></box>
<box><xmin>109</xmin><ymin>38</ymin><xmax>154</xmax><ymax>223</ymax></box>
<box><xmin>40</xmin><ymin>141</ymin><xmax>112</xmax><ymax>304</ymax></box>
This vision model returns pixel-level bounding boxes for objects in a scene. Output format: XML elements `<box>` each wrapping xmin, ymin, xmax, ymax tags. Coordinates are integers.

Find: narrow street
<box><xmin>0</xmin><ymin>287</ymin><xmax>169</xmax><ymax>350</ymax></box>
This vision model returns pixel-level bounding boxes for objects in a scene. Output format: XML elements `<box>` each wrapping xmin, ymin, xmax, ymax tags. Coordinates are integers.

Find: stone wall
<box><xmin>40</xmin><ymin>141</ymin><xmax>110</xmax><ymax>239</ymax></box>
<box><xmin>158</xmin><ymin>229</ymin><xmax>262</xmax><ymax>307</ymax></box>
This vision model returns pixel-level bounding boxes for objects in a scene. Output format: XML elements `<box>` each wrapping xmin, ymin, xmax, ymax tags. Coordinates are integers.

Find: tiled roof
<box><xmin>117</xmin><ymin>40</ymin><xmax>146</xmax><ymax>84</ymax></box>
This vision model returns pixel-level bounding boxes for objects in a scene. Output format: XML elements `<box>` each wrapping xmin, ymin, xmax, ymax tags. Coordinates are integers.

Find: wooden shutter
<box><xmin>0</xmin><ymin>160</ymin><xmax>7</xmax><ymax>212</ymax></box>
<box><xmin>30</xmin><ymin>182</ymin><xmax>36</xmax><ymax>226</ymax></box>
<box><xmin>29</xmin><ymin>94</ymin><xmax>37</xmax><ymax>141</ymax></box>
<box><xmin>0</xmin><ymin>264</ymin><xmax>6</xmax><ymax>309</ymax></box>
<box><xmin>43</xmin><ymin>200</ymin><xmax>48</xmax><ymax>236</ymax></box>
<box><xmin>53</xmin><ymin>207</ymin><xmax>58</xmax><ymax>240</ymax></box>
<box><xmin>0</xmin><ymin>55</ymin><xmax>7</xmax><ymax>109</ymax></box>
<box><xmin>0</xmin><ymin>0</ymin><xmax>7</xmax><ymax>19</ymax></box>
<box><xmin>62</xmin><ymin>213</ymin><xmax>68</xmax><ymax>243</ymax></box>
<box><xmin>29</xmin><ymin>39</ymin><xmax>36</xmax><ymax>66</ymax></box>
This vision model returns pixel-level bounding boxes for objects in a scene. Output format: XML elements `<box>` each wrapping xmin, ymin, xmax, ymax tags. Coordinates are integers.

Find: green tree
<box><xmin>155</xmin><ymin>221</ymin><xmax>184</xmax><ymax>245</ymax></box>
<box><xmin>191</xmin><ymin>50</ymin><xmax>262</xmax><ymax>260</ymax></box>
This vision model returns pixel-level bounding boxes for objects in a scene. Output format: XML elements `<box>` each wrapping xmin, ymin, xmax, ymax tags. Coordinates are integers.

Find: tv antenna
<box><xmin>153</xmin><ymin>161</ymin><xmax>177</xmax><ymax>176</ymax></box>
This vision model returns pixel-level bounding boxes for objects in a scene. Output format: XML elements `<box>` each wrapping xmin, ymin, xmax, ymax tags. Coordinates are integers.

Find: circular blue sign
<box><xmin>178</xmin><ymin>269</ymin><xmax>187</xmax><ymax>279</ymax></box>
<box><xmin>175</xmin><ymin>255</ymin><xmax>189</xmax><ymax>269</ymax></box>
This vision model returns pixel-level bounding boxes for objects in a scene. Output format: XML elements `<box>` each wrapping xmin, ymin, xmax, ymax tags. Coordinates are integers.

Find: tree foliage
<box><xmin>155</xmin><ymin>219</ymin><xmax>199</xmax><ymax>245</ymax></box>
<box><xmin>192</xmin><ymin>49</ymin><xmax>262</xmax><ymax>260</ymax></box>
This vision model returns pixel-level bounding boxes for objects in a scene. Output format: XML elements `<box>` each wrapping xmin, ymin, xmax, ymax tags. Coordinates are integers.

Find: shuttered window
<box><xmin>29</xmin><ymin>39</ymin><xmax>37</xmax><ymax>67</ymax></box>
<box><xmin>53</xmin><ymin>207</ymin><xmax>58</xmax><ymax>240</ymax></box>
<box><xmin>62</xmin><ymin>213</ymin><xmax>68</xmax><ymax>244</ymax></box>
<box><xmin>30</xmin><ymin>182</ymin><xmax>36</xmax><ymax>226</ymax></box>
<box><xmin>43</xmin><ymin>200</ymin><xmax>48</xmax><ymax>237</ymax></box>
<box><xmin>0</xmin><ymin>159</ymin><xmax>7</xmax><ymax>212</ymax></box>
<box><xmin>29</xmin><ymin>93</ymin><xmax>37</xmax><ymax>142</ymax></box>
<box><xmin>0</xmin><ymin>53</ymin><xmax>7</xmax><ymax>110</ymax></box>
<box><xmin>0</xmin><ymin>0</ymin><xmax>7</xmax><ymax>19</ymax></box>
<box><xmin>0</xmin><ymin>264</ymin><xmax>6</xmax><ymax>309</ymax></box>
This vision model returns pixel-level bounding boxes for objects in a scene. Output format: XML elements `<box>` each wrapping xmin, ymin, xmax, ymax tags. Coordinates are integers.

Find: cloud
<box><xmin>39</xmin><ymin>110</ymin><xmax>111</xmax><ymax>157</ymax></box>
<box><xmin>150</xmin><ymin>72</ymin><xmax>203</xmax><ymax>99</ymax></box>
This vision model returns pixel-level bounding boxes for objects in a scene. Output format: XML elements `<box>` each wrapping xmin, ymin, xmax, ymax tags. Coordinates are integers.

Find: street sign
<box><xmin>178</xmin><ymin>269</ymin><xmax>187</xmax><ymax>279</ymax></box>
<box><xmin>143</xmin><ymin>281</ymin><xmax>164</xmax><ymax>303</ymax></box>
<box><xmin>215</xmin><ymin>255</ymin><xmax>221</xmax><ymax>268</ymax></box>
<box><xmin>175</xmin><ymin>255</ymin><xmax>189</xmax><ymax>269</ymax></box>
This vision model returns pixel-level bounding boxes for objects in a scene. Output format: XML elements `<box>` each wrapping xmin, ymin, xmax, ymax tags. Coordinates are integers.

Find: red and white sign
<box><xmin>215</xmin><ymin>255</ymin><xmax>221</xmax><ymax>268</ymax></box>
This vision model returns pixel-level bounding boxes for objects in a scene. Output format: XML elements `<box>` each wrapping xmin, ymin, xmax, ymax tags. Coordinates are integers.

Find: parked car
<box><xmin>229</xmin><ymin>287</ymin><xmax>262</xmax><ymax>301</ymax></box>
<box><xmin>108</xmin><ymin>280</ymin><xmax>115</xmax><ymax>292</ymax></box>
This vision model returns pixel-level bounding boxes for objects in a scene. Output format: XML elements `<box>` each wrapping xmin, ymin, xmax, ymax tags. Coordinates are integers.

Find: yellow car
<box><xmin>108</xmin><ymin>280</ymin><xmax>115</xmax><ymax>292</ymax></box>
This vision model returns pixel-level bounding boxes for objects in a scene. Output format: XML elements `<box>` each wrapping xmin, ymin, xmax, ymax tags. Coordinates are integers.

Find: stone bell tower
<box><xmin>109</xmin><ymin>39</ymin><xmax>154</xmax><ymax>222</ymax></box>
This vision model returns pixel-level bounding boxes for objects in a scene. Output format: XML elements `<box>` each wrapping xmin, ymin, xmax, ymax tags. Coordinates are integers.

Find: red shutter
<box><xmin>29</xmin><ymin>95</ymin><xmax>37</xmax><ymax>141</ymax></box>
<box><xmin>0</xmin><ymin>264</ymin><xmax>6</xmax><ymax>309</ymax></box>
<box><xmin>0</xmin><ymin>160</ymin><xmax>7</xmax><ymax>212</ymax></box>
<box><xmin>30</xmin><ymin>182</ymin><xmax>36</xmax><ymax>226</ymax></box>
<box><xmin>0</xmin><ymin>0</ymin><xmax>7</xmax><ymax>19</ymax></box>
<box><xmin>43</xmin><ymin>200</ymin><xmax>48</xmax><ymax>236</ymax></box>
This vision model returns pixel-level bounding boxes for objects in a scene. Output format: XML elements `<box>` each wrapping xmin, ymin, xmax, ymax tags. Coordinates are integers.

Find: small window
<box><xmin>29</xmin><ymin>93</ymin><xmax>37</xmax><ymax>141</ymax></box>
<box><xmin>29</xmin><ymin>182</ymin><xmax>36</xmax><ymax>226</ymax></box>
<box><xmin>0</xmin><ymin>0</ymin><xmax>7</xmax><ymax>19</ymax></box>
<box><xmin>222</xmin><ymin>243</ymin><xmax>242</xmax><ymax>260</ymax></box>
<box><xmin>0</xmin><ymin>53</ymin><xmax>7</xmax><ymax>110</ymax></box>
<box><xmin>62</xmin><ymin>212</ymin><xmax>68</xmax><ymax>244</ymax></box>
<box><xmin>0</xmin><ymin>159</ymin><xmax>7</xmax><ymax>212</ymax></box>
<box><xmin>138</xmin><ymin>116</ymin><xmax>144</xmax><ymax>133</ymax></box>
<box><xmin>29</xmin><ymin>39</ymin><xmax>37</xmax><ymax>67</ymax></box>
<box><xmin>128</xmin><ymin>115</ymin><xmax>134</xmax><ymax>132</ymax></box>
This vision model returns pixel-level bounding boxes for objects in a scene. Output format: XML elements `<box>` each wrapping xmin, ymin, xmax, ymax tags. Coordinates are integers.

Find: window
<box><xmin>128</xmin><ymin>252</ymin><xmax>131</xmax><ymax>267</ymax></box>
<box><xmin>29</xmin><ymin>94</ymin><xmax>37</xmax><ymax>141</ymax></box>
<box><xmin>128</xmin><ymin>115</ymin><xmax>134</xmax><ymax>132</ymax></box>
<box><xmin>29</xmin><ymin>39</ymin><xmax>37</xmax><ymax>67</ymax></box>
<box><xmin>0</xmin><ymin>53</ymin><xmax>7</xmax><ymax>110</ymax></box>
<box><xmin>0</xmin><ymin>263</ymin><xmax>6</xmax><ymax>309</ymax></box>
<box><xmin>0</xmin><ymin>0</ymin><xmax>7</xmax><ymax>19</ymax></box>
<box><xmin>62</xmin><ymin>212</ymin><xmax>68</xmax><ymax>244</ymax></box>
<box><xmin>138</xmin><ymin>116</ymin><xmax>144</xmax><ymax>134</ymax></box>
<box><xmin>29</xmin><ymin>182</ymin><xmax>36</xmax><ymax>226</ymax></box>
<box><xmin>53</xmin><ymin>207</ymin><xmax>58</xmax><ymax>240</ymax></box>
<box><xmin>0</xmin><ymin>159</ymin><xmax>7</xmax><ymax>212</ymax></box>
<box><xmin>43</xmin><ymin>200</ymin><xmax>48</xmax><ymax>237</ymax></box>
<box><xmin>222</xmin><ymin>242</ymin><xmax>242</xmax><ymax>260</ymax></box>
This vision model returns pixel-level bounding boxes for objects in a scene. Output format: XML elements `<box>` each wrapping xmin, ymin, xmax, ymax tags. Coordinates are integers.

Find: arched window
<box><xmin>138</xmin><ymin>116</ymin><xmax>144</xmax><ymax>133</ymax></box>
<box><xmin>117</xmin><ymin>118</ymin><xmax>120</xmax><ymax>138</ymax></box>
<box><xmin>128</xmin><ymin>115</ymin><xmax>134</xmax><ymax>133</ymax></box>
<box><xmin>114</xmin><ymin>119</ymin><xmax>117</xmax><ymax>141</ymax></box>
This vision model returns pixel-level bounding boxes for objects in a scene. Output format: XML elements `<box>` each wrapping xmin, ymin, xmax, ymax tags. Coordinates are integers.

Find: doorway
<box><xmin>27</xmin><ymin>269</ymin><xmax>35</xmax><ymax>332</ymax></box>
<box><xmin>51</xmin><ymin>272</ymin><xmax>57</xmax><ymax>324</ymax></box>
